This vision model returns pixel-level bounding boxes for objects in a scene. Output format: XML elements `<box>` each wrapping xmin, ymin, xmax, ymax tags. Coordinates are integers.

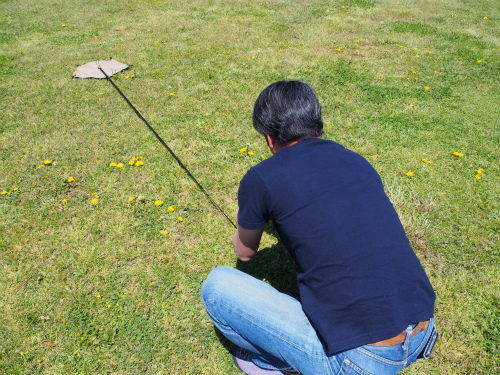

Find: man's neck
<box><xmin>267</xmin><ymin>135</ymin><xmax>322</xmax><ymax>155</ymax></box>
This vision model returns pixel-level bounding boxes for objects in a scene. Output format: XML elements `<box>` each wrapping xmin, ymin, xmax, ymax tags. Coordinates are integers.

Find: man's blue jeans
<box><xmin>201</xmin><ymin>266</ymin><xmax>435</xmax><ymax>375</ymax></box>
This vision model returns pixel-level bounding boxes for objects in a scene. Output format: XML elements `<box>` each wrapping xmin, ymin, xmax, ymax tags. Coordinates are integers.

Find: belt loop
<box><xmin>403</xmin><ymin>325</ymin><xmax>413</xmax><ymax>349</ymax></box>
<box><xmin>402</xmin><ymin>324</ymin><xmax>413</xmax><ymax>366</ymax></box>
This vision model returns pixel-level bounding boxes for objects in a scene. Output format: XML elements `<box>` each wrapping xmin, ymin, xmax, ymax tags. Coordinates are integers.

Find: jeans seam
<box><xmin>342</xmin><ymin>357</ymin><xmax>373</xmax><ymax>375</ymax></box>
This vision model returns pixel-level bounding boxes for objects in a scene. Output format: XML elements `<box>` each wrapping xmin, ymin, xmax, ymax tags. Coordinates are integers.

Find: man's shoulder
<box><xmin>247</xmin><ymin>138</ymin><xmax>367</xmax><ymax>177</ymax></box>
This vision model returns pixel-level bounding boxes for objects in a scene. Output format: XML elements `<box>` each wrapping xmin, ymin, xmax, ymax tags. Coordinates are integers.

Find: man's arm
<box><xmin>232</xmin><ymin>226</ymin><xmax>265</xmax><ymax>261</ymax></box>
<box><xmin>232</xmin><ymin>207</ymin><xmax>265</xmax><ymax>261</ymax></box>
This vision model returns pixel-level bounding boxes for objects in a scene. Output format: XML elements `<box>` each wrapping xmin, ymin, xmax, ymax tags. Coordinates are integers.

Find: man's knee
<box><xmin>201</xmin><ymin>265</ymin><xmax>235</xmax><ymax>302</ymax></box>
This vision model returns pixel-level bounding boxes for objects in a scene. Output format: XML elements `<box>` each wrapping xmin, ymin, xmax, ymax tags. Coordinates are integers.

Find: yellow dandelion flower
<box><xmin>355</xmin><ymin>40</ymin><xmax>359</xmax><ymax>43</ymax></box>
<box><xmin>66</xmin><ymin>177</ymin><xmax>75</xmax><ymax>183</ymax></box>
<box><xmin>421</xmin><ymin>159</ymin><xmax>427</xmax><ymax>163</ymax></box>
<box><xmin>406</xmin><ymin>77</ymin><xmax>410</xmax><ymax>81</ymax></box>
<box><xmin>414</xmin><ymin>55</ymin><xmax>420</xmax><ymax>58</ymax></box>
<box><xmin>399</xmin><ymin>46</ymin><xmax>404</xmax><ymax>48</ymax></box>
<box><xmin>111</xmin><ymin>151</ymin><xmax>115</xmax><ymax>155</ymax></box>
<box><xmin>155</xmin><ymin>40</ymin><xmax>159</xmax><ymax>43</ymax></box>
<box><xmin>326</xmin><ymin>9</ymin><xmax>330</xmax><ymax>12</ymax></box>
<box><xmin>453</xmin><ymin>152</ymin><xmax>463</xmax><ymax>157</ymax></box>
<box><xmin>117</xmin><ymin>163</ymin><xmax>124</xmax><ymax>168</ymax></box>
<box><xmin>412</xmin><ymin>71</ymin><xmax>417</xmax><ymax>74</ymax></box>
<box><xmin>13</xmin><ymin>188</ymin><xmax>18</xmax><ymax>191</ymax></box>
<box><xmin>62</xmin><ymin>24</ymin><xmax>66</xmax><ymax>27</ymax></box>
<box><xmin>128</xmin><ymin>197</ymin><xmax>135</xmax><ymax>202</ymax></box>
<box><xmin>406</xmin><ymin>171</ymin><xmax>413</xmax><ymax>177</ymax></box>
<box><xmin>155</xmin><ymin>200</ymin><xmax>164</xmax><ymax>207</ymax></box>
<box><xmin>125</xmin><ymin>75</ymin><xmax>130</xmax><ymax>79</ymax></box>
<box><xmin>483</xmin><ymin>16</ymin><xmax>488</xmax><ymax>20</ymax></box>
<box><xmin>136</xmin><ymin>156</ymin><xmax>143</xmax><ymax>160</ymax></box>
<box><xmin>110</xmin><ymin>162</ymin><xmax>117</xmax><ymax>167</ymax></box>
<box><xmin>91</xmin><ymin>198</ymin><xmax>98</xmax><ymax>205</ymax></box>
<box><xmin>2</xmin><ymin>191</ymin><xmax>8</xmax><ymax>195</ymax></box>
<box><xmin>240</xmin><ymin>147</ymin><xmax>247</xmax><ymax>153</ymax></box>
<box><xmin>62</xmin><ymin>199</ymin><xmax>67</xmax><ymax>203</ymax></box>
<box><xmin>178</xmin><ymin>216</ymin><xmax>184</xmax><ymax>222</ymax></box>
<box><xmin>475</xmin><ymin>174</ymin><xmax>481</xmax><ymax>179</ymax></box>
<box><xmin>425</xmin><ymin>86</ymin><xmax>430</xmax><ymax>90</ymax></box>
<box><xmin>170</xmin><ymin>92</ymin><xmax>174</xmax><ymax>96</ymax></box>
<box><xmin>414</xmin><ymin>47</ymin><xmax>418</xmax><ymax>50</ymax></box>
<box><xmin>97</xmin><ymin>294</ymin><xmax>101</xmax><ymax>298</ymax></box>
<box><xmin>44</xmin><ymin>160</ymin><xmax>52</xmax><ymax>165</ymax></box>
<box><xmin>477</xmin><ymin>60</ymin><xmax>482</xmax><ymax>63</ymax></box>
<box><xmin>161</xmin><ymin>230</ymin><xmax>168</xmax><ymax>235</ymax></box>
<box><xmin>248</xmin><ymin>151</ymin><xmax>254</xmax><ymax>156</ymax></box>
<box><xmin>477</xmin><ymin>169</ymin><xmax>484</xmax><ymax>174</ymax></box>
<box><xmin>135</xmin><ymin>161</ymin><xmax>144</xmax><ymax>166</ymax></box>
<box><xmin>168</xmin><ymin>206</ymin><xmax>174</xmax><ymax>212</ymax></box>
<box><xmin>414</xmin><ymin>77</ymin><xmax>418</xmax><ymax>81</ymax></box>
<box><xmin>128</xmin><ymin>160</ymin><xmax>135</xmax><ymax>166</ymax></box>
<box><xmin>92</xmin><ymin>192</ymin><xmax>97</xmax><ymax>196</ymax></box>
<box><xmin>336</xmin><ymin>47</ymin><xmax>342</xmax><ymax>52</ymax></box>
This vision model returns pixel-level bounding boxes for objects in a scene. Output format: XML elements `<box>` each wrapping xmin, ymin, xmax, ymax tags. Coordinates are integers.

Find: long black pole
<box><xmin>98</xmin><ymin>66</ymin><xmax>237</xmax><ymax>229</ymax></box>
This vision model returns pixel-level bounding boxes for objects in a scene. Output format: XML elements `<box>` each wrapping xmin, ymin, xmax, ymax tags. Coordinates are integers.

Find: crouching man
<box><xmin>202</xmin><ymin>81</ymin><xmax>438</xmax><ymax>375</ymax></box>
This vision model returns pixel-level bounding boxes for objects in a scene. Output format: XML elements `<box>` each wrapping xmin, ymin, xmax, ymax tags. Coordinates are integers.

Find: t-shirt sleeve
<box><xmin>237</xmin><ymin>168</ymin><xmax>270</xmax><ymax>230</ymax></box>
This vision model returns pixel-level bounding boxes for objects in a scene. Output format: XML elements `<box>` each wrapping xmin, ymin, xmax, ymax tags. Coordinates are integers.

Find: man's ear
<box><xmin>266</xmin><ymin>134</ymin><xmax>274</xmax><ymax>148</ymax></box>
<box><xmin>266</xmin><ymin>134</ymin><xmax>279</xmax><ymax>154</ymax></box>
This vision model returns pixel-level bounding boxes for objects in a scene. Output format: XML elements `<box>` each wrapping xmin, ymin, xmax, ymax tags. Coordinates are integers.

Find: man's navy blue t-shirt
<box><xmin>237</xmin><ymin>138</ymin><xmax>436</xmax><ymax>354</ymax></box>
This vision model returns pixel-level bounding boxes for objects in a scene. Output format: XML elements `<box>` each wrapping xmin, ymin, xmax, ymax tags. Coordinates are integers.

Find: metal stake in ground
<box><xmin>97</xmin><ymin>65</ymin><xmax>236</xmax><ymax>229</ymax></box>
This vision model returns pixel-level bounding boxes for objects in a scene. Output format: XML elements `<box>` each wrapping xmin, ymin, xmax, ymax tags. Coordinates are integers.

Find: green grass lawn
<box><xmin>1</xmin><ymin>0</ymin><xmax>499</xmax><ymax>373</ymax></box>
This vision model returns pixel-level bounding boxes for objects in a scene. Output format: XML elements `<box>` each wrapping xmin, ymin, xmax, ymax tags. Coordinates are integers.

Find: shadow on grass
<box><xmin>235</xmin><ymin>244</ymin><xmax>300</xmax><ymax>301</ymax></box>
<box><xmin>237</xmin><ymin>221</ymin><xmax>300</xmax><ymax>300</ymax></box>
